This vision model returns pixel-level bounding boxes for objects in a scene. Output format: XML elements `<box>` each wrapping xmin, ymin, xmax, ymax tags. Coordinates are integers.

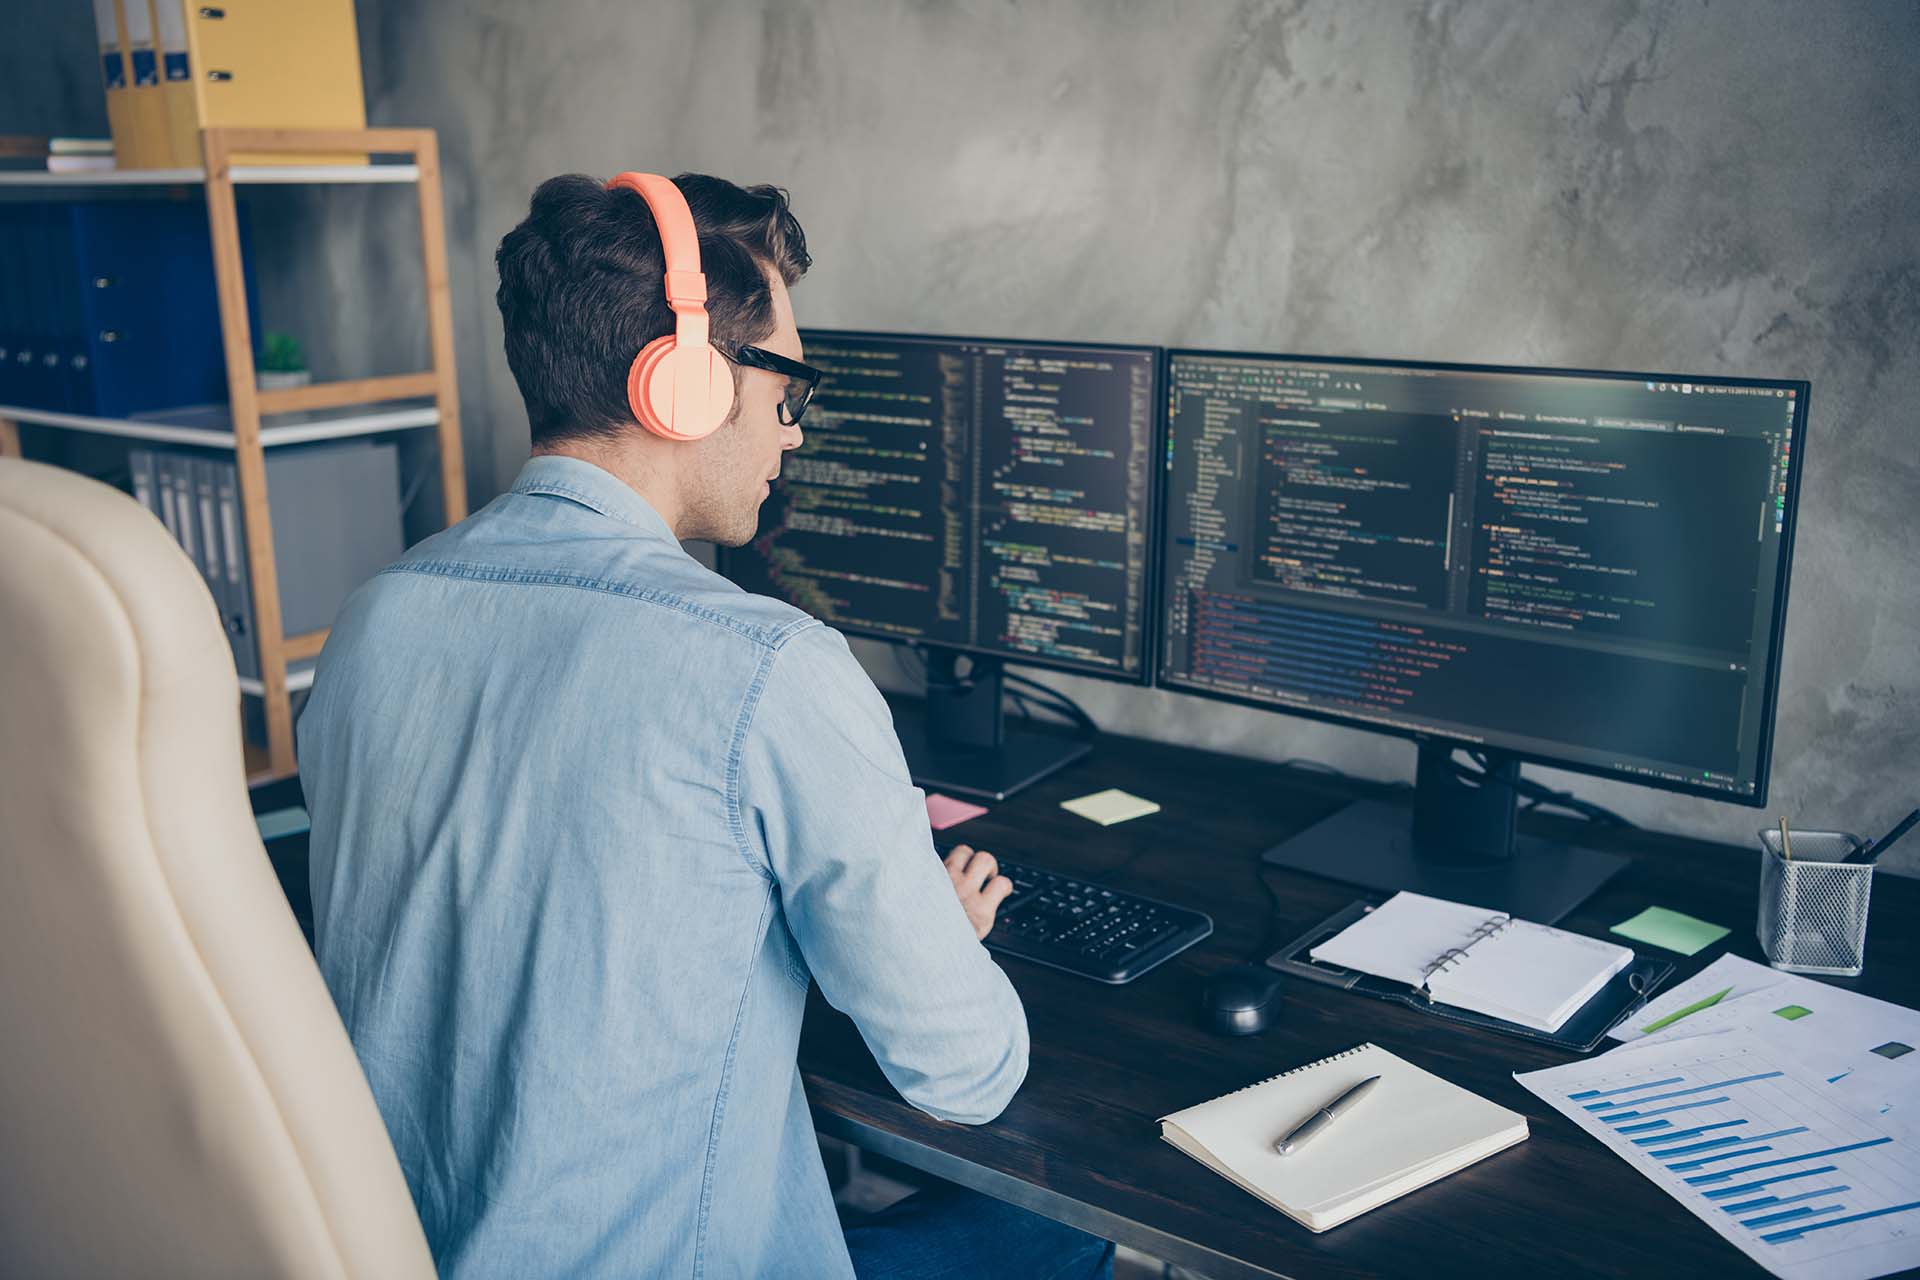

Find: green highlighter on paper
<box><xmin>1639</xmin><ymin>985</ymin><xmax>1733</xmax><ymax>1033</ymax></box>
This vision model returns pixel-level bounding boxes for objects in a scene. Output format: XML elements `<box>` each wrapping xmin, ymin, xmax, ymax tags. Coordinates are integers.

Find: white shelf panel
<box><xmin>238</xmin><ymin>664</ymin><xmax>318</xmax><ymax>697</ymax></box>
<box><xmin>0</xmin><ymin>404</ymin><xmax>244</xmax><ymax>446</ymax></box>
<box><xmin>260</xmin><ymin>403</ymin><xmax>439</xmax><ymax>445</ymax></box>
<box><xmin>0</xmin><ymin>164</ymin><xmax>420</xmax><ymax>187</ymax></box>
<box><xmin>0</xmin><ymin>167</ymin><xmax>203</xmax><ymax>186</ymax></box>
<box><xmin>233</xmin><ymin>164</ymin><xmax>420</xmax><ymax>185</ymax></box>
<box><xmin>1</xmin><ymin>398</ymin><xmax>439</xmax><ymax>448</ymax></box>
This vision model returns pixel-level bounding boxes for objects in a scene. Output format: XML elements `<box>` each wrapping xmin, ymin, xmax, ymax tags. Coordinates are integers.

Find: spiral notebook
<box><xmin>1160</xmin><ymin>1043</ymin><xmax>1527</xmax><ymax>1233</ymax></box>
<box><xmin>1308</xmin><ymin>891</ymin><xmax>1634</xmax><ymax>1033</ymax></box>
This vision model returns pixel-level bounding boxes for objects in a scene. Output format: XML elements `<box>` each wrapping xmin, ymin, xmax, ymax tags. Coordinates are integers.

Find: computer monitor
<box><xmin>722</xmin><ymin>330</ymin><xmax>1160</xmax><ymax>799</ymax></box>
<box><xmin>1159</xmin><ymin>350</ymin><xmax>1809</xmax><ymax>922</ymax></box>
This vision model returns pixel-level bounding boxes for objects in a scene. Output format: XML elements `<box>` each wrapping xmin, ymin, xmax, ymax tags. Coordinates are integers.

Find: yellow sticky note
<box><xmin>1061</xmin><ymin>788</ymin><xmax>1160</xmax><ymax>827</ymax></box>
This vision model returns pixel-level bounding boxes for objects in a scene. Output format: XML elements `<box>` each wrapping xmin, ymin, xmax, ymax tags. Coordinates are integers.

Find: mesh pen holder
<box><xmin>1756</xmin><ymin>829</ymin><xmax>1873</xmax><ymax>976</ymax></box>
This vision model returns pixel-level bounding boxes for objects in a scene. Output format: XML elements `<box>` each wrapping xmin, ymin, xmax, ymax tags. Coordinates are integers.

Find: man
<box><xmin>298</xmin><ymin>172</ymin><xmax>1113</xmax><ymax>1279</ymax></box>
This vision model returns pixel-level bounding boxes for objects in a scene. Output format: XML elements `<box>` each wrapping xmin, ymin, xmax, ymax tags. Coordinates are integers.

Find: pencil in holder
<box><xmin>1755</xmin><ymin>828</ymin><xmax>1873</xmax><ymax>976</ymax></box>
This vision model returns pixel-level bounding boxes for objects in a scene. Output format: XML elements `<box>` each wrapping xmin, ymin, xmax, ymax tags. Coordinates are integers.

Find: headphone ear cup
<box><xmin>627</xmin><ymin>339</ymin><xmax>735</xmax><ymax>441</ymax></box>
<box><xmin>675</xmin><ymin>344</ymin><xmax>736</xmax><ymax>439</ymax></box>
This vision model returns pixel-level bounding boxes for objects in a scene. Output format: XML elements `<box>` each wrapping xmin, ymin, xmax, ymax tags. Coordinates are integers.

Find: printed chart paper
<box><xmin>1517</xmin><ymin>1030</ymin><xmax>1920</xmax><ymax>1280</ymax></box>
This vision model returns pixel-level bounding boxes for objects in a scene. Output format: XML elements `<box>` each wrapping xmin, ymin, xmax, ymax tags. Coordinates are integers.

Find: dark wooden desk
<box><xmin>800</xmin><ymin>724</ymin><xmax>1920</xmax><ymax>1280</ymax></box>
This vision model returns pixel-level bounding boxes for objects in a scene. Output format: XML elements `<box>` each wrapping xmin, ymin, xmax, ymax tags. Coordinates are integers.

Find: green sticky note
<box><xmin>1774</xmin><ymin>1004</ymin><xmax>1813</xmax><ymax>1021</ymax></box>
<box><xmin>1609</xmin><ymin>906</ymin><xmax>1730</xmax><ymax>956</ymax></box>
<box><xmin>1060</xmin><ymin>788</ymin><xmax>1160</xmax><ymax>827</ymax></box>
<box><xmin>255</xmin><ymin>806</ymin><xmax>310</xmax><ymax>841</ymax></box>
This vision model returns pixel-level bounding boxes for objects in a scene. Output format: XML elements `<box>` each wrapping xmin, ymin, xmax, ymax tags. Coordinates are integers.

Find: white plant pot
<box><xmin>257</xmin><ymin>369</ymin><xmax>312</xmax><ymax>391</ymax></box>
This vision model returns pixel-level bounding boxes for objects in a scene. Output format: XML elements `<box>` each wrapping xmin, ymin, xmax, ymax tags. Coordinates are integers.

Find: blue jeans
<box><xmin>843</xmin><ymin>1182</ymin><xmax>1115</xmax><ymax>1279</ymax></box>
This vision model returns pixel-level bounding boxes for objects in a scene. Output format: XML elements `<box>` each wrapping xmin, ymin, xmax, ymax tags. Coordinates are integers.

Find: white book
<box><xmin>1160</xmin><ymin>1042</ymin><xmax>1527</xmax><ymax>1233</ymax></box>
<box><xmin>1310</xmin><ymin>891</ymin><xmax>1634</xmax><ymax>1033</ymax></box>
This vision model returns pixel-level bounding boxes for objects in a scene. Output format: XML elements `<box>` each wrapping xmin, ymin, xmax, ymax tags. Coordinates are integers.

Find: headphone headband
<box><xmin>605</xmin><ymin>171</ymin><xmax>732</xmax><ymax>440</ymax></box>
<box><xmin>609</xmin><ymin>172</ymin><xmax>709</xmax><ymax>348</ymax></box>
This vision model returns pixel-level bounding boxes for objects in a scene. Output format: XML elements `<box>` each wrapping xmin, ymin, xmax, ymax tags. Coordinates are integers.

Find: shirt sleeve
<box><xmin>735</xmin><ymin>623</ymin><xmax>1029</xmax><ymax>1125</ymax></box>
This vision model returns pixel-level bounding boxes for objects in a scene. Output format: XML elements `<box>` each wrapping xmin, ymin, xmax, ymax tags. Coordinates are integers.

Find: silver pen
<box><xmin>1274</xmin><ymin>1075</ymin><xmax>1381</xmax><ymax>1156</ymax></box>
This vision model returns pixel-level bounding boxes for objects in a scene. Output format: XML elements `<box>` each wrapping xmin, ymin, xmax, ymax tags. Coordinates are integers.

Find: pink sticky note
<box><xmin>926</xmin><ymin>793</ymin><xmax>988</xmax><ymax>831</ymax></box>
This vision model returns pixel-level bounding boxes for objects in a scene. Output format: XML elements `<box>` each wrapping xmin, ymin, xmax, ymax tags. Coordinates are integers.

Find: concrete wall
<box><xmin>8</xmin><ymin>0</ymin><xmax>1917</xmax><ymax>871</ymax></box>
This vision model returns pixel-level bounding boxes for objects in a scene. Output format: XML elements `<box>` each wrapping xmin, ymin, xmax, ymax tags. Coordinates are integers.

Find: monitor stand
<box><xmin>1261</xmin><ymin>745</ymin><xmax>1627</xmax><ymax>924</ymax></box>
<box><xmin>892</xmin><ymin>653</ymin><xmax>1090</xmax><ymax>802</ymax></box>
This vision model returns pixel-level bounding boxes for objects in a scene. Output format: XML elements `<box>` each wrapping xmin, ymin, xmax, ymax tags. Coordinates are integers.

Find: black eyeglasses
<box><xmin>731</xmin><ymin>344</ymin><xmax>822</xmax><ymax>427</ymax></box>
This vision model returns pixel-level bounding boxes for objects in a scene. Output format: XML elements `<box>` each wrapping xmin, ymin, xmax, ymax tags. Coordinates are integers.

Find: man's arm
<box><xmin>735</xmin><ymin>624</ymin><xmax>1028</xmax><ymax>1125</ymax></box>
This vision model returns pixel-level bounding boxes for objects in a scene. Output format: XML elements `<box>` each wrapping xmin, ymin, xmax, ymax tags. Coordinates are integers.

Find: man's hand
<box><xmin>944</xmin><ymin>845</ymin><xmax>1013</xmax><ymax>941</ymax></box>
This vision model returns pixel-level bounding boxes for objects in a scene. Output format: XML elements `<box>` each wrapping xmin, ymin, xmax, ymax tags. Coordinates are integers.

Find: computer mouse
<box><xmin>1199</xmin><ymin>963</ymin><xmax>1285</xmax><ymax>1036</ymax></box>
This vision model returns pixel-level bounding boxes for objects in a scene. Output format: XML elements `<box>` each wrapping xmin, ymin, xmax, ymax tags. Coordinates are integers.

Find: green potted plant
<box><xmin>256</xmin><ymin>332</ymin><xmax>311</xmax><ymax>391</ymax></box>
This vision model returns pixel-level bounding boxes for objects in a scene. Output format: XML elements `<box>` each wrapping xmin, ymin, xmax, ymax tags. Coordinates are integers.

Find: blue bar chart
<box><xmin>1520</xmin><ymin>1031</ymin><xmax>1920</xmax><ymax>1280</ymax></box>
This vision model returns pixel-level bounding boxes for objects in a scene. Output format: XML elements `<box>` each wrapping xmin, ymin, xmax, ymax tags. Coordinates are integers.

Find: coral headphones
<box><xmin>606</xmin><ymin>172</ymin><xmax>735</xmax><ymax>441</ymax></box>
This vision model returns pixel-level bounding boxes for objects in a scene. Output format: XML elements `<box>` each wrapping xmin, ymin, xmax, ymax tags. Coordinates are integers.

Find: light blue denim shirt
<box><xmin>298</xmin><ymin>455</ymin><xmax>1029</xmax><ymax>1279</ymax></box>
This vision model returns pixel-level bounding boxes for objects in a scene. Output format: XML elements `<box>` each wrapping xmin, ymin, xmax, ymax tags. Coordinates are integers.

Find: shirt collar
<box><xmin>508</xmin><ymin>455</ymin><xmax>679</xmax><ymax>545</ymax></box>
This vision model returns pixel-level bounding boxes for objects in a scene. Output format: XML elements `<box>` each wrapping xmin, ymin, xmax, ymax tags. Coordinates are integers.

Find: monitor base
<box><xmin>1261</xmin><ymin>798</ymin><xmax>1627</xmax><ymax>924</ymax></box>
<box><xmin>892</xmin><ymin>705</ymin><xmax>1090</xmax><ymax>802</ymax></box>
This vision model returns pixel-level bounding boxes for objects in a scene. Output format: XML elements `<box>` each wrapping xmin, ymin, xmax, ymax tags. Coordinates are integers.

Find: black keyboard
<box><xmin>946</xmin><ymin>848</ymin><xmax>1213</xmax><ymax>984</ymax></box>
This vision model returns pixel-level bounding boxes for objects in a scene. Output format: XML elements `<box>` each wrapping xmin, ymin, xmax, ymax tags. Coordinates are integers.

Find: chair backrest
<box><xmin>0</xmin><ymin>458</ymin><xmax>434</xmax><ymax>1279</ymax></box>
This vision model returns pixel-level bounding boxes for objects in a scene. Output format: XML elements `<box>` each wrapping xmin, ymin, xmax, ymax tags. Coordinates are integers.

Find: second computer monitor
<box><xmin>1158</xmin><ymin>349</ymin><xmax>1807</xmax><ymax>919</ymax></box>
<box><xmin>1157</xmin><ymin>351</ymin><xmax>1803</xmax><ymax>800</ymax></box>
<box><xmin>727</xmin><ymin>330</ymin><xmax>1159</xmax><ymax>681</ymax></box>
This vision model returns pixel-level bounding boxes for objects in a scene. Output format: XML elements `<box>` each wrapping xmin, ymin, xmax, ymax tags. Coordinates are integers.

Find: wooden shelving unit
<box><xmin>0</xmin><ymin>126</ymin><xmax>467</xmax><ymax>785</ymax></box>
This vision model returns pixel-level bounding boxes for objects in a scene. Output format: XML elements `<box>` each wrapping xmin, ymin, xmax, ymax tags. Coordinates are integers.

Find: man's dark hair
<box><xmin>495</xmin><ymin>173</ymin><xmax>810</xmax><ymax>448</ymax></box>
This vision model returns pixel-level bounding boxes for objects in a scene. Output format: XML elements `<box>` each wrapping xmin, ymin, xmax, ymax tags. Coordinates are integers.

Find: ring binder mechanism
<box><xmin>1416</xmin><ymin>913</ymin><xmax>1513</xmax><ymax>997</ymax></box>
<box><xmin>1272</xmin><ymin>892</ymin><xmax>1672</xmax><ymax>1050</ymax></box>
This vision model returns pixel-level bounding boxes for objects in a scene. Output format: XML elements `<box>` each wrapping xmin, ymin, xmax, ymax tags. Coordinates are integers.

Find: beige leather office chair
<box><xmin>0</xmin><ymin>458</ymin><xmax>434</xmax><ymax>1279</ymax></box>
